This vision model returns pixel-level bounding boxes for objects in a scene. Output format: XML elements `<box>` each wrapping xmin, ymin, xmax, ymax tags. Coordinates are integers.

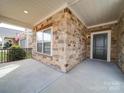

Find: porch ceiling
<box><xmin>0</xmin><ymin>0</ymin><xmax>123</xmax><ymax>27</ymax></box>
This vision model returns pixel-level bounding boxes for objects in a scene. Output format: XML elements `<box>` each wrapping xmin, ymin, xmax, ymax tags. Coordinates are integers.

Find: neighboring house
<box><xmin>0</xmin><ymin>37</ymin><xmax>2</xmax><ymax>48</ymax></box>
<box><xmin>0</xmin><ymin>27</ymin><xmax>22</xmax><ymax>48</ymax></box>
<box><xmin>0</xmin><ymin>26</ymin><xmax>32</xmax><ymax>49</ymax></box>
<box><xmin>32</xmin><ymin>8</ymin><xmax>124</xmax><ymax>72</ymax></box>
<box><xmin>18</xmin><ymin>29</ymin><xmax>32</xmax><ymax>48</ymax></box>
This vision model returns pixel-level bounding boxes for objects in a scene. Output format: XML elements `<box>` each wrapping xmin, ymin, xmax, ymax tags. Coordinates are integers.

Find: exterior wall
<box><xmin>32</xmin><ymin>8</ymin><xmax>87</xmax><ymax>72</ymax></box>
<box><xmin>65</xmin><ymin>9</ymin><xmax>87</xmax><ymax>71</ymax></box>
<box><xmin>87</xmin><ymin>23</ymin><xmax>118</xmax><ymax>62</ymax></box>
<box><xmin>116</xmin><ymin>11</ymin><xmax>124</xmax><ymax>72</ymax></box>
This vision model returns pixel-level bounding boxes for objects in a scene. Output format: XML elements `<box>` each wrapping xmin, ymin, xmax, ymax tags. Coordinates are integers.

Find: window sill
<box><xmin>35</xmin><ymin>51</ymin><xmax>52</xmax><ymax>57</ymax></box>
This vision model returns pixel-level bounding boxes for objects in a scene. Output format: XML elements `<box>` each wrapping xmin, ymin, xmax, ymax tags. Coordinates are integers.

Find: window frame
<box><xmin>36</xmin><ymin>27</ymin><xmax>53</xmax><ymax>56</ymax></box>
<box><xmin>20</xmin><ymin>38</ymin><xmax>27</xmax><ymax>48</ymax></box>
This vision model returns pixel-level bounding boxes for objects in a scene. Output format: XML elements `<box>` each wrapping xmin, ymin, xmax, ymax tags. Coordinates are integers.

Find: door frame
<box><xmin>90</xmin><ymin>30</ymin><xmax>111</xmax><ymax>62</ymax></box>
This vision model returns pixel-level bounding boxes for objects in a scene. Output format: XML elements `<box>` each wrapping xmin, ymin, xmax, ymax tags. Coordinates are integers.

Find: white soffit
<box><xmin>0</xmin><ymin>0</ymin><xmax>66</xmax><ymax>26</ymax></box>
<box><xmin>0</xmin><ymin>0</ymin><xmax>123</xmax><ymax>27</ymax></box>
<box><xmin>69</xmin><ymin>0</ymin><xmax>124</xmax><ymax>26</ymax></box>
<box><xmin>34</xmin><ymin>4</ymin><xmax>68</xmax><ymax>26</ymax></box>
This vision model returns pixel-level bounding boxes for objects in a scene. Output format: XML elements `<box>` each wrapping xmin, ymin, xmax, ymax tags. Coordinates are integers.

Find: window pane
<box><xmin>37</xmin><ymin>43</ymin><xmax>42</xmax><ymax>52</ymax></box>
<box><xmin>20</xmin><ymin>39</ymin><xmax>27</xmax><ymax>48</ymax></box>
<box><xmin>37</xmin><ymin>32</ymin><xmax>43</xmax><ymax>53</ymax></box>
<box><xmin>43</xmin><ymin>29</ymin><xmax>51</xmax><ymax>55</ymax></box>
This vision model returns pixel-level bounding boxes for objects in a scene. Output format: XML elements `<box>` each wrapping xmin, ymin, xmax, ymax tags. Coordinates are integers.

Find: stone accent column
<box><xmin>116</xmin><ymin>11</ymin><xmax>124</xmax><ymax>72</ymax></box>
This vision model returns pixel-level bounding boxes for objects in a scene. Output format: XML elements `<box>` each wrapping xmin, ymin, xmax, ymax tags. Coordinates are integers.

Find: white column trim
<box><xmin>25</xmin><ymin>28</ymin><xmax>29</xmax><ymax>48</ymax></box>
<box><xmin>2</xmin><ymin>36</ymin><xmax>5</xmax><ymax>48</ymax></box>
<box><xmin>90</xmin><ymin>30</ymin><xmax>111</xmax><ymax>62</ymax></box>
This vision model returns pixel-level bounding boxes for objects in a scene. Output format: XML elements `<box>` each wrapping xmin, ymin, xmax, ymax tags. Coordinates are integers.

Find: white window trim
<box><xmin>36</xmin><ymin>27</ymin><xmax>53</xmax><ymax>56</ymax></box>
<box><xmin>90</xmin><ymin>30</ymin><xmax>111</xmax><ymax>62</ymax></box>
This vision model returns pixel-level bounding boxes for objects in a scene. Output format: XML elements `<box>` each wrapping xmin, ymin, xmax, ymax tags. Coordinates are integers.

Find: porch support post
<box><xmin>2</xmin><ymin>36</ymin><xmax>5</xmax><ymax>48</ymax></box>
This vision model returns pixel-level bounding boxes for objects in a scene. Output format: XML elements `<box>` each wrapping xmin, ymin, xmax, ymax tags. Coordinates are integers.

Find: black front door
<box><xmin>93</xmin><ymin>33</ymin><xmax>107</xmax><ymax>60</ymax></box>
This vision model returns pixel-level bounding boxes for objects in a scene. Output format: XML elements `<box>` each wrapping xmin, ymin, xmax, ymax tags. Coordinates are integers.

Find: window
<box><xmin>36</xmin><ymin>28</ymin><xmax>52</xmax><ymax>55</ymax></box>
<box><xmin>20</xmin><ymin>39</ymin><xmax>27</xmax><ymax>48</ymax></box>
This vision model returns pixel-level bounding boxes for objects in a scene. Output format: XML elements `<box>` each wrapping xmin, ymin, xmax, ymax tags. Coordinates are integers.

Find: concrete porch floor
<box><xmin>0</xmin><ymin>59</ymin><xmax>124</xmax><ymax>93</ymax></box>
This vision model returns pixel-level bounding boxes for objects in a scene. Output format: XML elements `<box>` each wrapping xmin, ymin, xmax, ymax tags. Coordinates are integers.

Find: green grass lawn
<box><xmin>0</xmin><ymin>52</ymin><xmax>7</xmax><ymax>62</ymax></box>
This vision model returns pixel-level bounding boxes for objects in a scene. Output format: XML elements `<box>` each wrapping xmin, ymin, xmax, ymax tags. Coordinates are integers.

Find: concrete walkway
<box><xmin>0</xmin><ymin>59</ymin><xmax>123</xmax><ymax>93</ymax></box>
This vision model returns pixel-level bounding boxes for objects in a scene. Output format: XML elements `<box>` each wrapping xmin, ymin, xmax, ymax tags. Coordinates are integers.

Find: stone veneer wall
<box><xmin>116</xmin><ymin>11</ymin><xmax>124</xmax><ymax>72</ymax></box>
<box><xmin>65</xmin><ymin>9</ymin><xmax>87</xmax><ymax>71</ymax></box>
<box><xmin>32</xmin><ymin>8</ymin><xmax>87</xmax><ymax>72</ymax></box>
<box><xmin>87</xmin><ymin>23</ymin><xmax>118</xmax><ymax>61</ymax></box>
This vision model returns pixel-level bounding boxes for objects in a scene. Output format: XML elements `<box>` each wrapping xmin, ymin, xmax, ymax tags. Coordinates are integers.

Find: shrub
<box><xmin>8</xmin><ymin>48</ymin><xmax>26</xmax><ymax>61</ymax></box>
<box><xmin>11</xmin><ymin>44</ymin><xmax>20</xmax><ymax>48</ymax></box>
